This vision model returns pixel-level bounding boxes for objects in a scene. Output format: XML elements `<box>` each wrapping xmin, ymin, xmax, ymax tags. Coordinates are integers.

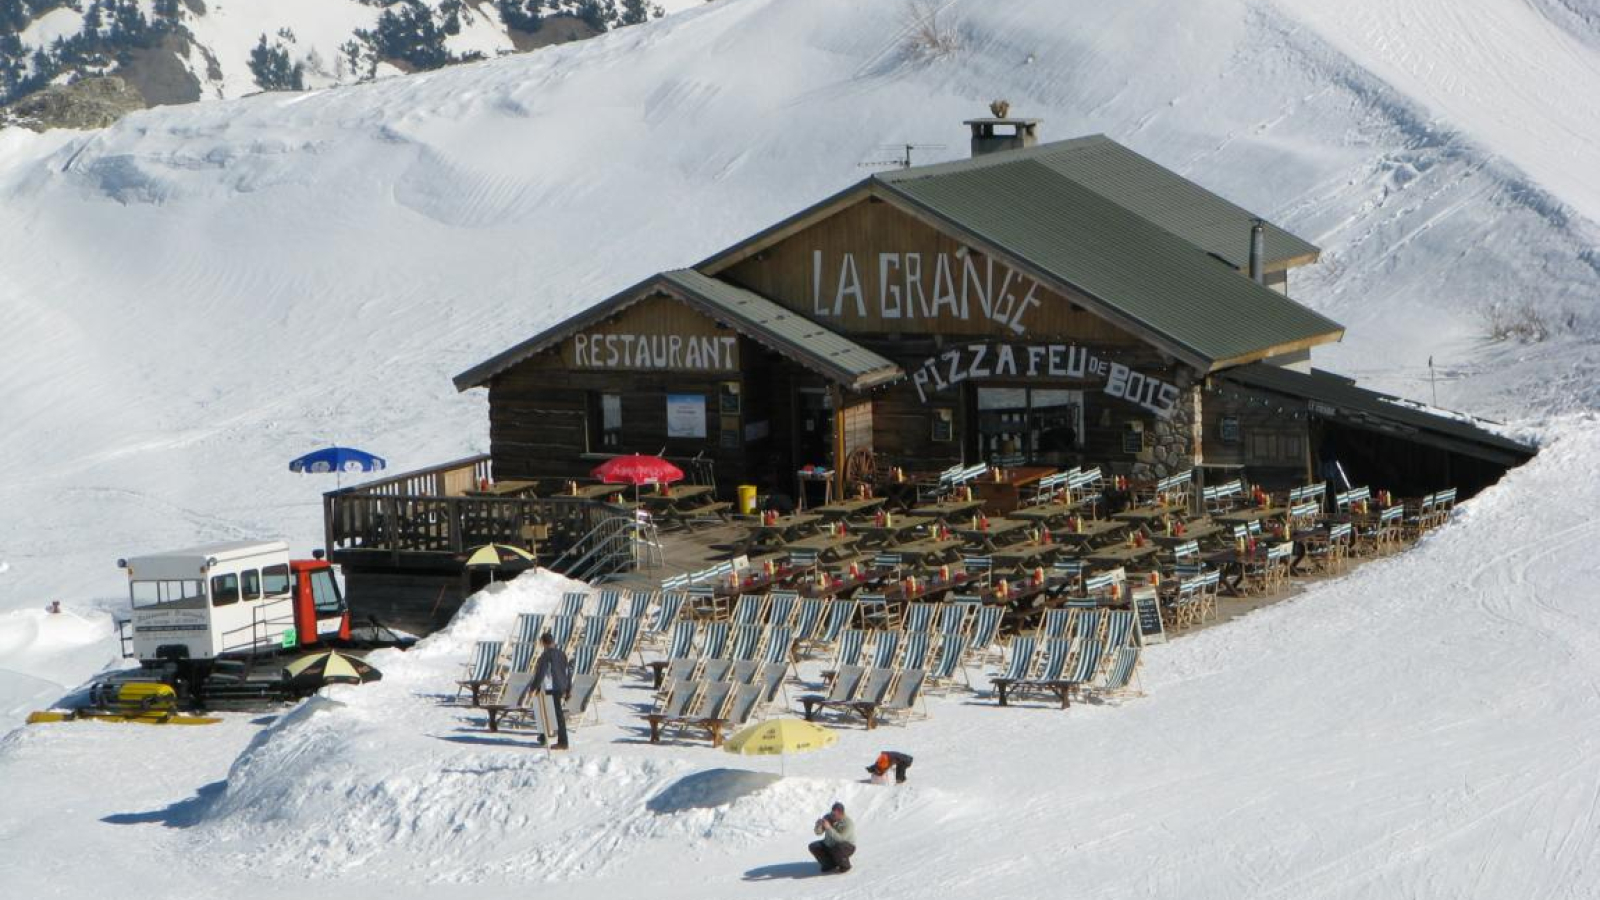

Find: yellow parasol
<box><xmin>723</xmin><ymin>718</ymin><xmax>837</xmax><ymax>774</ymax></box>
<box><xmin>463</xmin><ymin>543</ymin><xmax>538</xmax><ymax>582</ymax></box>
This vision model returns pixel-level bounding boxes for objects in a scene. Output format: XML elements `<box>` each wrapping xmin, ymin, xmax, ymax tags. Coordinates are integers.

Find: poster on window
<box><xmin>666</xmin><ymin>394</ymin><xmax>707</xmax><ymax>439</ymax></box>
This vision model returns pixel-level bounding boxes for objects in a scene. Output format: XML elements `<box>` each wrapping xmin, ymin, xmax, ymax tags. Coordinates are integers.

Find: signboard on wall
<box><xmin>908</xmin><ymin>340</ymin><xmax>1183</xmax><ymax>418</ymax></box>
<box><xmin>666</xmin><ymin>394</ymin><xmax>707</xmax><ymax>439</ymax></box>
<box><xmin>559</xmin><ymin>295</ymin><xmax>740</xmax><ymax>373</ymax></box>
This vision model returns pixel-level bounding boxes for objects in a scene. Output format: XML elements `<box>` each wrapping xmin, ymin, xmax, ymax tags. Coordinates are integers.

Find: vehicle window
<box><xmin>309</xmin><ymin>569</ymin><xmax>345</xmax><ymax>616</ymax></box>
<box><xmin>262</xmin><ymin>564</ymin><xmax>291</xmax><ymax>596</ymax></box>
<box><xmin>211</xmin><ymin>573</ymin><xmax>240</xmax><ymax>607</ymax></box>
<box><xmin>241</xmin><ymin>569</ymin><xmax>261</xmax><ymax>601</ymax></box>
<box><xmin>130</xmin><ymin>580</ymin><xmax>205</xmax><ymax>609</ymax></box>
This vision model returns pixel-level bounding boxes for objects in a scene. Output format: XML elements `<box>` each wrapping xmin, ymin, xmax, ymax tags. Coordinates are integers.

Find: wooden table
<box><xmin>1147</xmin><ymin>523</ymin><xmax>1225</xmax><ymax>548</ymax></box>
<box><xmin>1112</xmin><ymin>504</ymin><xmax>1175</xmax><ymax>526</ymax></box>
<box><xmin>641</xmin><ymin>485</ymin><xmax>724</xmax><ymax>531</ymax></box>
<box><xmin>1215</xmin><ymin>505</ymin><xmax>1288</xmax><ymax>525</ymax></box>
<box><xmin>852</xmin><ymin>520</ymin><xmax>926</xmax><ymax>550</ymax></box>
<box><xmin>464</xmin><ymin>479</ymin><xmax>540</xmax><ymax>498</ymax></box>
<box><xmin>783</xmin><ymin>532</ymin><xmax>861</xmax><ymax>563</ymax></box>
<box><xmin>954</xmin><ymin>517</ymin><xmax>1040</xmax><ymax>553</ymax></box>
<box><xmin>812</xmin><ymin>496</ymin><xmax>887</xmax><ymax>522</ymax></box>
<box><xmin>971</xmin><ymin>466</ymin><xmax>1057</xmax><ymax>515</ymax></box>
<box><xmin>566</xmin><ymin>482</ymin><xmax>629</xmax><ymax>501</ymax></box>
<box><xmin>1086</xmin><ymin>543</ymin><xmax>1161</xmax><ymax>568</ymax></box>
<box><xmin>892</xmin><ymin>538</ymin><xmax>966</xmax><ymax>568</ymax></box>
<box><xmin>1202</xmin><ymin>547</ymin><xmax>1267</xmax><ymax>595</ymax></box>
<box><xmin>991</xmin><ymin>541</ymin><xmax>1062</xmax><ymax>571</ymax></box>
<box><xmin>1051</xmin><ymin>519</ymin><xmax>1130</xmax><ymax>550</ymax></box>
<box><xmin>1011</xmin><ymin>498</ymin><xmax>1094</xmax><ymax>529</ymax></box>
<box><xmin>904</xmin><ymin>499</ymin><xmax>986</xmax><ymax>524</ymax></box>
<box><xmin>737</xmin><ymin>513</ymin><xmax>823</xmax><ymax>554</ymax></box>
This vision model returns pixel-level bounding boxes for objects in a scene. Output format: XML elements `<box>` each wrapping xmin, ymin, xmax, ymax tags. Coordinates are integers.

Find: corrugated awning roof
<box><xmin>1225</xmin><ymin>364</ymin><xmax>1537</xmax><ymax>465</ymax></box>
<box><xmin>877</xmin><ymin>157</ymin><xmax>1344</xmax><ymax>370</ymax></box>
<box><xmin>452</xmin><ymin>271</ymin><xmax>902</xmax><ymax>392</ymax></box>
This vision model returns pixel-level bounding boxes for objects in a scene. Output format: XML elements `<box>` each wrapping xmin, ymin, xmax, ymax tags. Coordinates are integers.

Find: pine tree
<box><xmin>248</xmin><ymin>33</ymin><xmax>304</xmax><ymax>91</ymax></box>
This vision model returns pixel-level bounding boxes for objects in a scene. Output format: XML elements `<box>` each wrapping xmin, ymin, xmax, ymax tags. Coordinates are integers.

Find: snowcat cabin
<box><xmin>292</xmin><ymin>556</ymin><xmax>352</xmax><ymax>646</ymax></box>
<box><xmin>119</xmin><ymin>540</ymin><xmax>323</xmax><ymax>666</ymax></box>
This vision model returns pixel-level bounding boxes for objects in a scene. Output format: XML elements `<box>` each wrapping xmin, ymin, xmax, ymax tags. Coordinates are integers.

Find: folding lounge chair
<box><xmin>799</xmin><ymin>664</ymin><xmax>863</xmax><ymax>721</ymax></box>
<box><xmin>806</xmin><ymin>667</ymin><xmax>894</xmax><ymax>725</ymax></box>
<box><xmin>456</xmin><ymin>640</ymin><xmax>504</xmax><ymax>705</ymax></box>
<box><xmin>559</xmin><ymin>592</ymin><xmax>587</xmax><ymax>617</ymax></box>
<box><xmin>861</xmin><ymin>668</ymin><xmax>927</xmax><ymax>727</ymax></box>
<box><xmin>594</xmin><ymin>590</ymin><xmax>621</xmax><ymax>620</ymax></box>
<box><xmin>992</xmin><ymin>636</ymin><xmax>1067</xmax><ymax>707</ymax></box>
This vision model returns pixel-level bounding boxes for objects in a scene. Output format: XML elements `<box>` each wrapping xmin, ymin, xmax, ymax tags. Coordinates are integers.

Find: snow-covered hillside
<box><xmin>2</xmin><ymin>0</ymin><xmax>1600</xmax><ymax>895</ymax></box>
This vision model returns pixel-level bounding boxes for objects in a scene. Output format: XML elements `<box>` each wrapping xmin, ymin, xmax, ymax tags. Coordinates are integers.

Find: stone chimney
<box><xmin>964</xmin><ymin>102</ymin><xmax>1041</xmax><ymax>157</ymax></box>
<box><xmin>1248</xmin><ymin>219</ymin><xmax>1266</xmax><ymax>284</ymax></box>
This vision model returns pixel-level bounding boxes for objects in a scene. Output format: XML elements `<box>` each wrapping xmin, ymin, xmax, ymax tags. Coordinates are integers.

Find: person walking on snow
<box><xmin>808</xmin><ymin>801</ymin><xmax>856</xmax><ymax>874</ymax></box>
<box><xmin>531</xmin><ymin>633</ymin><xmax>571</xmax><ymax>750</ymax></box>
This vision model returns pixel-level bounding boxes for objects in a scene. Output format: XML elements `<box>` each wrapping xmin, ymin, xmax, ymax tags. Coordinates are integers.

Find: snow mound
<box><xmin>0</xmin><ymin>607</ymin><xmax>126</xmax><ymax>732</ymax></box>
<box><xmin>647</xmin><ymin>768</ymin><xmax>784</xmax><ymax>814</ymax></box>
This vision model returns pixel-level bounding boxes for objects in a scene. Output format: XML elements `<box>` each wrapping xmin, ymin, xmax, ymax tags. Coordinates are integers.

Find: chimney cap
<box><xmin>962</xmin><ymin>117</ymin><xmax>1043</xmax><ymax>126</ymax></box>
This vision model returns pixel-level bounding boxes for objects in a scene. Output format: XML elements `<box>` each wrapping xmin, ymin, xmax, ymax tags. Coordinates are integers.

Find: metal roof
<box><xmin>878</xmin><ymin>134</ymin><xmax>1319</xmax><ymax>269</ymax></box>
<box><xmin>877</xmin><ymin>157</ymin><xmax>1344</xmax><ymax>370</ymax></box>
<box><xmin>1224</xmin><ymin>364</ymin><xmax>1537</xmax><ymax>465</ymax></box>
<box><xmin>453</xmin><ymin>270</ymin><xmax>902</xmax><ymax>392</ymax></box>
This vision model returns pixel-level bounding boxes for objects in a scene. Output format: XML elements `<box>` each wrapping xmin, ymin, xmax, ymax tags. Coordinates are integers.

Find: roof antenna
<box><xmin>859</xmin><ymin>142</ymin><xmax>947</xmax><ymax>170</ymax></box>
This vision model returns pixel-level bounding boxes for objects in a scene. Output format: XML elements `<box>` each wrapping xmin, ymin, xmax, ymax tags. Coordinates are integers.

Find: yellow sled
<box><xmin>27</xmin><ymin>681</ymin><xmax>222</xmax><ymax>726</ymax></box>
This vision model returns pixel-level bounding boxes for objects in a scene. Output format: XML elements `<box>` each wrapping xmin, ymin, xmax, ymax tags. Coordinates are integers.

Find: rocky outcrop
<box><xmin>1</xmin><ymin>76</ymin><xmax>147</xmax><ymax>131</ymax></box>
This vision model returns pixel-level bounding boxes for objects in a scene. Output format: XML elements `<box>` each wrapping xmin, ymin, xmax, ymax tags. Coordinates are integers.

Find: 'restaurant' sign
<box><xmin>567</xmin><ymin>332</ymin><xmax>739</xmax><ymax>372</ymax></box>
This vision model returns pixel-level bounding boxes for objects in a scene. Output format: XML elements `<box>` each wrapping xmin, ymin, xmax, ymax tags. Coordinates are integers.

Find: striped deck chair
<box><xmin>662</xmin><ymin>620</ymin><xmax>697</xmax><ymax>661</ymax></box>
<box><xmin>626</xmin><ymin>590</ymin><xmax>654</xmax><ymax>620</ymax></box>
<box><xmin>505</xmin><ymin>640</ymin><xmax>540</xmax><ymax>675</ymax></box>
<box><xmin>1076</xmin><ymin>609</ymin><xmax>1104</xmax><ymax>641</ymax></box>
<box><xmin>1103</xmin><ymin>610</ymin><xmax>1134</xmax><ymax>650</ymax></box>
<box><xmin>731</xmin><ymin>594</ymin><xmax>767</xmax><ymax>625</ymax></box>
<box><xmin>856</xmin><ymin>593</ymin><xmax>896</xmax><ymax>630</ymax></box>
<box><xmin>831</xmin><ymin>628</ymin><xmax>868</xmax><ymax>670</ymax></box>
<box><xmin>961</xmin><ymin>555</ymin><xmax>992</xmax><ymax>586</ymax></box>
<box><xmin>872</xmin><ymin>552</ymin><xmax>904</xmax><ymax>578</ymax></box>
<box><xmin>993</xmin><ymin>635</ymin><xmax>1039</xmax><ymax>684</ymax></box>
<box><xmin>1167</xmin><ymin>578</ymin><xmax>1203</xmax><ymax>630</ymax></box>
<box><xmin>766</xmin><ymin>592</ymin><xmax>799</xmax><ymax>628</ymax></box>
<box><xmin>593</xmin><ymin>590</ymin><xmax>621</xmax><ymax>620</ymax></box>
<box><xmin>511</xmin><ymin>612</ymin><xmax>546</xmax><ymax>648</ymax></box>
<box><xmin>903</xmin><ymin>602</ymin><xmax>938</xmax><ymax>634</ymax></box>
<box><xmin>600</xmin><ymin>616</ymin><xmax>642</xmax><ymax>673</ymax></box>
<box><xmin>730</xmin><ymin>624</ymin><xmax>766</xmax><ymax>662</ymax></box>
<box><xmin>1049</xmin><ymin>558</ymin><xmax>1087</xmax><ymax>596</ymax></box>
<box><xmin>792</xmin><ymin>598</ymin><xmax>826</xmax><ymax>645</ymax></box>
<box><xmin>965</xmin><ymin>605</ymin><xmax>1004</xmax><ymax>664</ymax></box>
<box><xmin>699</xmin><ymin>620</ymin><xmax>731</xmax><ymax>660</ymax></box>
<box><xmin>787</xmin><ymin>547</ymin><xmax>820</xmax><ymax>575</ymax></box>
<box><xmin>570</xmin><ymin>643</ymin><xmax>599</xmax><ymax>676</ymax></box>
<box><xmin>760</xmin><ymin>626</ymin><xmax>795</xmax><ymax>666</ymax></box>
<box><xmin>456</xmin><ymin>640</ymin><xmax>504</xmax><ymax>701</ymax></box>
<box><xmin>926</xmin><ymin>635</ymin><xmax>967</xmax><ymax>692</ymax></box>
<box><xmin>900</xmin><ymin>630</ymin><xmax>932</xmax><ymax>670</ymax></box>
<box><xmin>1038</xmin><ymin>608</ymin><xmax>1076</xmax><ymax>640</ymax></box>
<box><xmin>648</xmin><ymin>592</ymin><xmax>685</xmax><ymax>635</ymax></box>
<box><xmin>559</xmin><ymin>592</ymin><xmax>587</xmax><ymax>617</ymax></box>
<box><xmin>872</xmin><ymin>669</ymin><xmax>928</xmax><ymax>725</ymax></box>
<box><xmin>659</xmin><ymin>572</ymin><xmax>691</xmax><ymax>592</ymax></box>
<box><xmin>808</xmin><ymin>600</ymin><xmax>857</xmax><ymax>654</ymax></box>
<box><xmin>685</xmin><ymin>584</ymin><xmax>724</xmax><ymax>620</ymax></box>
<box><xmin>938</xmin><ymin>600</ymin><xmax>974</xmax><ymax>644</ymax></box>
<box><xmin>1092</xmin><ymin>646</ymin><xmax>1142</xmax><ymax>698</ymax></box>
<box><xmin>547</xmin><ymin>614</ymin><xmax>577</xmax><ymax>651</ymax></box>
<box><xmin>578</xmin><ymin>614</ymin><xmax>612</xmax><ymax>649</ymax></box>
<box><xmin>868</xmin><ymin>630</ymin><xmax>903</xmax><ymax>670</ymax></box>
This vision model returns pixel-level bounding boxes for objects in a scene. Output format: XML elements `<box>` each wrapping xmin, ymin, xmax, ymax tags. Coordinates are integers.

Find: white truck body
<box><xmin>123</xmin><ymin>540</ymin><xmax>297</xmax><ymax>661</ymax></box>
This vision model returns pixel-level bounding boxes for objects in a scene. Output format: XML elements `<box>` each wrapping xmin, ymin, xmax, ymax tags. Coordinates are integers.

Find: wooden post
<box><xmin>830</xmin><ymin>385</ymin><xmax>846</xmax><ymax>505</ymax></box>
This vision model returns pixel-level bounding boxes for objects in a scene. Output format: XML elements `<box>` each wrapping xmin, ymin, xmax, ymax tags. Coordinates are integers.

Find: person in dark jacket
<box><xmin>530</xmin><ymin>633</ymin><xmax>571</xmax><ymax>750</ymax></box>
<box><xmin>808</xmin><ymin>802</ymin><xmax>856</xmax><ymax>874</ymax></box>
<box><xmin>865</xmin><ymin>750</ymin><xmax>914</xmax><ymax>783</ymax></box>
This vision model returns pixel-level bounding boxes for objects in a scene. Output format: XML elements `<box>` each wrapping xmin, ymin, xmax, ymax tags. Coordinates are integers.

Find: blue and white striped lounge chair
<box><xmin>699</xmin><ymin>620</ymin><xmax>731</xmax><ymax>660</ymax></box>
<box><xmin>457</xmin><ymin>639</ymin><xmax>504</xmax><ymax>702</ymax></box>
<box><xmin>548</xmin><ymin>615</ymin><xmax>577</xmax><ymax>651</ymax></box>
<box><xmin>903</xmin><ymin>602</ymin><xmax>937</xmax><ymax>634</ymax></box>
<box><xmin>792</xmin><ymin>598</ymin><xmax>825</xmax><ymax>644</ymax></box>
<box><xmin>511</xmin><ymin>612</ymin><xmax>546</xmax><ymax>647</ymax></box>
<box><xmin>926</xmin><ymin>635</ymin><xmax>966</xmax><ymax>691</ymax></box>
<box><xmin>578</xmin><ymin>614</ymin><xmax>612</xmax><ymax>649</ymax></box>
<box><xmin>1092</xmin><ymin>646</ymin><xmax>1142</xmax><ymax>697</ymax></box>
<box><xmin>1103</xmin><ymin>610</ymin><xmax>1134</xmax><ymax>650</ymax></box>
<box><xmin>760</xmin><ymin>626</ymin><xmax>795</xmax><ymax>666</ymax></box>
<box><xmin>594</xmin><ymin>590</ymin><xmax>621</xmax><ymax>620</ymax></box>
<box><xmin>965</xmin><ymin>605</ymin><xmax>1004</xmax><ymax>663</ymax></box>
<box><xmin>730</xmin><ymin>624</ymin><xmax>765</xmax><ymax>662</ymax></box>
<box><xmin>993</xmin><ymin>635</ymin><xmax>1038</xmax><ymax>685</ymax></box>
<box><xmin>1076</xmin><ymin>609</ymin><xmax>1104</xmax><ymax>641</ymax></box>
<box><xmin>663</xmin><ymin>620</ymin><xmax>697</xmax><ymax>661</ymax></box>
<box><xmin>868</xmin><ymin>630</ymin><xmax>902</xmax><ymax>670</ymax></box>
<box><xmin>648</xmin><ymin>592</ymin><xmax>685</xmax><ymax>635</ymax></box>
<box><xmin>938</xmin><ymin>601</ymin><xmax>974</xmax><ymax>643</ymax></box>
<box><xmin>766</xmin><ymin>592</ymin><xmax>799</xmax><ymax>628</ymax></box>
<box><xmin>1038</xmin><ymin>608</ymin><xmax>1075</xmax><ymax>640</ymax></box>
<box><xmin>570</xmin><ymin>643</ymin><xmax>599</xmax><ymax>676</ymax></box>
<box><xmin>831</xmin><ymin>628</ymin><xmax>868</xmax><ymax>670</ymax></box>
<box><xmin>900</xmin><ymin>631</ymin><xmax>932</xmax><ymax>671</ymax></box>
<box><xmin>961</xmin><ymin>555</ymin><xmax>992</xmax><ymax>585</ymax></box>
<box><xmin>601</xmin><ymin>616</ymin><xmax>642</xmax><ymax>673</ymax></box>
<box><xmin>559</xmin><ymin>592</ymin><xmax>587</xmax><ymax>617</ymax></box>
<box><xmin>731</xmin><ymin>594</ymin><xmax>766</xmax><ymax>625</ymax></box>
<box><xmin>807</xmin><ymin>599</ymin><xmax>857</xmax><ymax>655</ymax></box>
<box><xmin>626</xmin><ymin>590</ymin><xmax>654</xmax><ymax>620</ymax></box>
<box><xmin>505</xmin><ymin>640</ymin><xmax>540</xmax><ymax>675</ymax></box>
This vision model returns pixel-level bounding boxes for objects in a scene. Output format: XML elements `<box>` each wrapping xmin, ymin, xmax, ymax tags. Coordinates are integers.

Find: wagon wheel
<box><xmin>843</xmin><ymin>448</ymin><xmax>877</xmax><ymax>494</ymax></box>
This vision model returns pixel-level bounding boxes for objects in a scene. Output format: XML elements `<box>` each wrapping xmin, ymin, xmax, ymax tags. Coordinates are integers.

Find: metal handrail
<box><xmin>552</xmin><ymin>515</ymin><xmax>663</xmax><ymax>582</ymax></box>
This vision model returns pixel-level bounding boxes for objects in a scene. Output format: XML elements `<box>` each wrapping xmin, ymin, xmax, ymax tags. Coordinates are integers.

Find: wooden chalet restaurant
<box><xmin>325</xmin><ymin>116</ymin><xmax>1536</xmax><ymax>633</ymax></box>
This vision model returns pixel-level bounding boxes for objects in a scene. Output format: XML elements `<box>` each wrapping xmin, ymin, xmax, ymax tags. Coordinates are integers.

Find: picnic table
<box><xmin>1202</xmin><ymin>547</ymin><xmax>1269</xmax><ymax>595</ymax></box>
<box><xmin>903</xmin><ymin>498</ymin><xmax>986</xmax><ymax>524</ymax></box>
<box><xmin>1147</xmin><ymin>522</ymin><xmax>1225</xmax><ymax>548</ymax></box>
<box><xmin>567</xmin><ymin>483</ymin><xmax>630</xmax><ymax>501</ymax></box>
<box><xmin>1051</xmin><ymin>518</ymin><xmax>1130</xmax><ymax>550</ymax></box>
<box><xmin>1112</xmin><ymin>504</ymin><xmax>1174</xmax><ymax>526</ymax></box>
<box><xmin>1011</xmin><ymin>497</ymin><xmax>1094</xmax><ymax>528</ymax></box>
<box><xmin>811</xmin><ymin>496</ymin><xmax>887</xmax><ymax>522</ymax></box>
<box><xmin>851</xmin><ymin>519</ymin><xmax>926</xmax><ymax>550</ymax></box>
<box><xmin>1215</xmin><ymin>505</ymin><xmax>1288</xmax><ymax>526</ymax></box>
<box><xmin>971</xmin><ymin>466</ymin><xmax>1057</xmax><ymax>515</ymax></box>
<box><xmin>1086</xmin><ymin>543</ymin><xmax>1162</xmax><ymax>568</ymax></box>
<box><xmin>640</xmin><ymin>485</ymin><xmax>727</xmax><ymax>531</ymax></box>
<box><xmin>891</xmin><ymin>537</ymin><xmax>966</xmax><ymax>568</ymax></box>
<box><xmin>464</xmin><ymin>479</ymin><xmax>540</xmax><ymax>498</ymax></box>
<box><xmin>736</xmin><ymin>513</ymin><xmax>823</xmax><ymax>554</ymax></box>
<box><xmin>783</xmin><ymin>532</ymin><xmax>861</xmax><ymax>564</ymax></box>
<box><xmin>879</xmin><ymin>572</ymin><xmax>980</xmax><ymax>603</ymax></box>
<box><xmin>991</xmin><ymin>541</ymin><xmax>1062</xmax><ymax>572</ymax></box>
<box><xmin>954</xmin><ymin>517</ymin><xmax>1039</xmax><ymax>552</ymax></box>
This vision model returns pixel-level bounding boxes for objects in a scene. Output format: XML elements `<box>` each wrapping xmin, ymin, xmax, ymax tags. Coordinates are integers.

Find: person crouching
<box><xmin>866</xmin><ymin>750</ymin><xmax>913</xmax><ymax>784</ymax></box>
<box><xmin>808</xmin><ymin>801</ymin><xmax>856</xmax><ymax>874</ymax></box>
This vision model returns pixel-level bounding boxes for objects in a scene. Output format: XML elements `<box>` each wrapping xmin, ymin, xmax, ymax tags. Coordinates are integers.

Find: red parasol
<box><xmin>592</xmin><ymin>454</ymin><xmax>685</xmax><ymax>486</ymax></box>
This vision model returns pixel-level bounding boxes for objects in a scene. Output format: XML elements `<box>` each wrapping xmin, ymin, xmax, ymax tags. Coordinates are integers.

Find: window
<box><xmin>976</xmin><ymin>387</ymin><xmax>1084</xmax><ymax>465</ymax></box>
<box><xmin>241</xmin><ymin>569</ymin><xmax>261</xmax><ymax>601</ymax></box>
<box><xmin>130</xmin><ymin>580</ymin><xmax>204</xmax><ymax>609</ymax></box>
<box><xmin>588</xmin><ymin>392</ymin><xmax>622</xmax><ymax>450</ymax></box>
<box><xmin>308</xmin><ymin>568</ymin><xmax>345</xmax><ymax>617</ymax></box>
<box><xmin>262</xmin><ymin>564</ymin><xmax>292</xmax><ymax>596</ymax></box>
<box><xmin>211</xmin><ymin>573</ymin><xmax>240</xmax><ymax>607</ymax></box>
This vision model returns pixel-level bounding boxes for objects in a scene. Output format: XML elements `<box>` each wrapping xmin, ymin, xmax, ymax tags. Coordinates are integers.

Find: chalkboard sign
<box><xmin>1131</xmin><ymin>586</ymin><xmax>1165</xmax><ymax>645</ymax></box>
<box><xmin>1122</xmin><ymin>429</ymin><xmax>1144</xmax><ymax>454</ymax></box>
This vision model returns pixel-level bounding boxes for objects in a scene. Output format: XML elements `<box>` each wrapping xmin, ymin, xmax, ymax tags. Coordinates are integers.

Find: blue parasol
<box><xmin>289</xmin><ymin>446</ymin><xmax>386</xmax><ymax>488</ymax></box>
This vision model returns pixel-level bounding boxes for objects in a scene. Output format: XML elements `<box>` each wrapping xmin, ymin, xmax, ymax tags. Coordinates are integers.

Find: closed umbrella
<box><xmin>723</xmin><ymin>718</ymin><xmax>837</xmax><ymax>775</ymax></box>
<box><xmin>283</xmin><ymin>650</ymin><xmax>382</xmax><ymax>689</ymax></box>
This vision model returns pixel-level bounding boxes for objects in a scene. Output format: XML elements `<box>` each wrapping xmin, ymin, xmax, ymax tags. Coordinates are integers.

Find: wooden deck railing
<box><xmin>322</xmin><ymin>455</ymin><xmax>627</xmax><ymax>566</ymax></box>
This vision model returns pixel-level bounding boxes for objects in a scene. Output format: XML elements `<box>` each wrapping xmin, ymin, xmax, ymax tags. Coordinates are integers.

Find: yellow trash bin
<box><xmin>737</xmin><ymin>485</ymin><xmax>759</xmax><ymax>515</ymax></box>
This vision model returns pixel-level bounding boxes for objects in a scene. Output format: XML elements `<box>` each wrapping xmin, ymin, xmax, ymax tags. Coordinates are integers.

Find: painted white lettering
<box><xmin>721</xmin><ymin>336</ymin><xmax>737</xmax><ymax>368</ymax></box>
<box><xmin>685</xmin><ymin>336</ymin><xmax>702</xmax><ymax>369</ymax></box>
<box><xmin>1106</xmin><ymin>362</ymin><xmax>1130</xmax><ymax>398</ymax></box>
<box><xmin>668</xmin><ymin>334</ymin><xmax>683</xmax><ymax>368</ymax></box>
<box><xmin>1026</xmin><ymin>345</ymin><xmax>1045</xmax><ymax>376</ymax></box>
<box><xmin>813</xmin><ymin>250</ymin><xmax>827</xmax><ymax>316</ymax></box>
<box><xmin>990</xmin><ymin>269</ymin><xmax>1018</xmax><ymax>325</ymax></box>
<box><xmin>904</xmin><ymin>253</ymin><xmax>929</xmax><ymax>319</ymax></box>
<box><xmin>1047</xmin><ymin>344</ymin><xmax>1065</xmax><ymax>377</ymax></box>
<box><xmin>912</xmin><ymin>367</ymin><xmax>931</xmax><ymax>403</ymax></box>
<box><xmin>879</xmin><ymin>253</ymin><xmax>902</xmax><ymax>318</ymax></box>
<box><xmin>1156</xmin><ymin>383</ymin><xmax>1180</xmax><ymax>415</ymax></box>
<box><xmin>573</xmin><ymin>334</ymin><xmax>589</xmax><ymax>366</ymax></box>
<box><xmin>834</xmin><ymin>253</ymin><xmax>866</xmax><ymax>317</ymax></box>
<box><xmin>605</xmin><ymin>334</ymin><xmax>621</xmax><ymax>367</ymax></box>
<box><xmin>962</xmin><ymin>253</ymin><xmax>992</xmax><ymax>319</ymax></box>
<box><xmin>1065</xmin><ymin>345</ymin><xmax>1088</xmax><ymax>379</ymax></box>
<box><xmin>943</xmin><ymin>348</ymin><xmax>963</xmax><ymax>387</ymax></box>
<box><xmin>994</xmin><ymin>344</ymin><xmax>1017</xmax><ymax>377</ymax></box>
<box><xmin>968</xmin><ymin>343</ymin><xmax>991</xmax><ymax>379</ymax></box>
<box><xmin>1008</xmin><ymin>280</ymin><xmax>1041</xmax><ymax>335</ymax></box>
<box><xmin>931</xmin><ymin>254</ymin><xmax>960</xmax><ymax>319</ymax></box>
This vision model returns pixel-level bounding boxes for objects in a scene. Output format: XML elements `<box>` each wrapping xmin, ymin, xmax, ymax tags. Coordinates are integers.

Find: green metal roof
<box><xmin>875</xmin><ymin>156</ymin><xmax>1343</xmax><ymax>370</ymax></box>
<box><xmin>453</xmin><ymin>270</ymin><xmax>901</xmax><ymax>392</ymax></box>
<box><xmin>1225</xmin><ymin>364</ymin><xmax>1536</xmax><ymax>465</ymax></box>
<box><xmin>878</xmin><ymin>134</ymin><xmax>1319</xmax><ymax>269</ymax></box>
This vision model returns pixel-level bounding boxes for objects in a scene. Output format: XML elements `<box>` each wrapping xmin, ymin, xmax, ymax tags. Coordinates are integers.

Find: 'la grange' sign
<box><xmin>811</xmin><ymin>249</ymin><xmax>1043</xmax><ymax>334</ymax></box>
<box><xmin>912</xmin><ymin>341</ymin><xmax>1182</xmax><ymax>418</ymax></box>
